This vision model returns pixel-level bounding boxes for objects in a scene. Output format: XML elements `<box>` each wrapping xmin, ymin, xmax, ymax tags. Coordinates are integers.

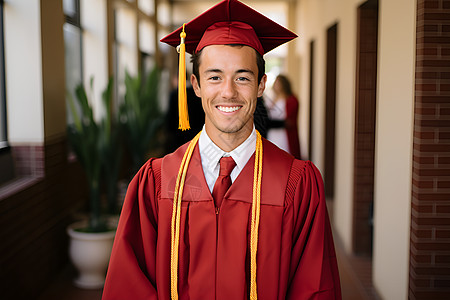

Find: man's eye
<box><xmin>209</xmin><ymin>76</ymin><xmax>220</xmax><ymax>80</ymax></box>
<box><xmin>237</xmin><ymin>77</ymin><xmax>250</xmax><ymax>81</ymax></box>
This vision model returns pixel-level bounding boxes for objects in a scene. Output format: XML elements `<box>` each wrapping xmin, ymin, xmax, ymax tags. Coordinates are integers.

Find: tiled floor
<box><xmin>335</xmin><ymin>237</ymin><xmax>378</xmax><ymax>300</ymax></box>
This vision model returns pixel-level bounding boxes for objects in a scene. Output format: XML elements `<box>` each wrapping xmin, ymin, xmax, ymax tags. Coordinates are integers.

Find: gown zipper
<box><xmin>215</xmin><ymin>204</ymin><xmax>219</xmax><ymax>299</ymax></box>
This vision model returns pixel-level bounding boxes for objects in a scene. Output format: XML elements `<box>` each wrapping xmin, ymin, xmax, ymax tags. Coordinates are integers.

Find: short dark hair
<box><xmin>191</xmin><ymin>45</ymin><xmax>265</xmax><ymax>87</ymax></box>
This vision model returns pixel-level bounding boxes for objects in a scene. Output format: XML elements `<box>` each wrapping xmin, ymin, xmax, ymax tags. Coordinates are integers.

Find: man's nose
<box><xmin>221</xmin><ymin>79</ymin><xmax>238</xmax><ymax>99</ymax></box>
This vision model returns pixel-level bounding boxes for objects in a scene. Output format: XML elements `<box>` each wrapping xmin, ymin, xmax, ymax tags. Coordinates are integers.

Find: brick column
<box><xmin>411</xmin><ymin>0</ymin><xmax>450</xmax><ymax>299</ymax></box>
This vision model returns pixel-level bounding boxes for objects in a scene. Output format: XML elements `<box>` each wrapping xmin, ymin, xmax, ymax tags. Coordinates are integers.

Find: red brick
<box><xmin>436</xmin><ymin>229</ymin><xmax>450</xmax><ymax>238</ymax></box>
<box><xmin>413</xmin><ymin>155</ymin><xmax>435</xmax><ymax>164</ymax></box>
<box><xmin>411</xmin><ymin>253</ymin><xmax>433</xmax><ymax>264</ymax></box>
<box><xmin>438</xmin><ymin>180</ymin><xmax>450</xmax><ymax>188</ymax></box>
<box><xmin>435</xmin><ymin>279</ymin><xmax>450</xmax><ymax>288</ymax></box>
<box><xmin>412</xmin><ymin>227</ymin><xmax>434</xmax><ymax>238</ymax></box>
<box><xmin>438</xmin><ymin>157</ymin><xmax>450</xmax><ymax>164</ymax></box>
<box><xmin>436</xmin><ymin>205</ymin><xmax>450</xmax><ymax>214</ymax></box>
<box><xmin>414</xmin><ymin>291</ymin><xmax>450</xmax><ymax>299</ymax></box>
<box><xmin>438</xmin><ymin>132</ymin><xmax>450</xmax><ymax>140</ymax></box>
<box><xmin>413</xmin><ymin>266</ymin><xmax>450</xmax><ymax>276</ymax></box>
<box><xmin>416</xmin><ymin>192</ymin><xmax>450</xmax><ymax>201</ymax></box>
<box><xmin>420</xmin><ymin>167</ymin><xmax>450</xmax><ymax>178</ymax></box>
<box><xmin>417</xmin><ymin>143</ymin><xmax>450</xmax><ymax>152</ymax></box>
<box><xmin>424</xmin><ymin>24</ymin><xmax>439</xmax><ymax>32</ymax></box>
<box><xmin>410</xmin><ymin>278</ymin><xmax>431</xmax><ymax>288</ymax></box>
<box><xmin>422</xmin><ymin>58</ymin><xmax>450</xmax><ymax>67</ymax></box>
<box><xmin>424</xmin><ymin>1</ymin><xmax>439</xmax><ymax>9</ymax></box>
<box><xmin>417</xmin><ymin>71</ymin><xmax>439</xmax><ymax>79</ymax></box>
<box><xmin>417</xmin><ymin>47</ymin><xmax>439</xmax><ymax>56</ymax></box>
<box><xmin>413</xmin><ymin>178</ymin><xmax>435</xmax><ymax>188</ymax></box>
<box><xmin>420</xmin><ymin>95</ymin><xmax>450</xmax><ymax>103</ymax></box>
<box><xmin>435</xmin><ymin>254</ymin><xmax>450</xmax><ymax>263</ymax></box>
<box><xmin>416</xmin><ymin>106</ymin><xmax>438</xmax><ymax>115</ymax></box>
<box><xmin>412</xmin><ymin>200</ymin><xmax>435</xmax><ymax>212</ymax></box>
<box><xmin>418</xmin><ymin>119</ymin><xmax>450</xmax><ymax>128</ymax></box>
<box><xmin>413</xmin><ymin>215</ymin><xmax>450</xmax><ymax>225</ymax></box>
<box><xmin>424</xmin><ymin>13</ymin><xmax>450</xmax><ymax>22</ymax></box>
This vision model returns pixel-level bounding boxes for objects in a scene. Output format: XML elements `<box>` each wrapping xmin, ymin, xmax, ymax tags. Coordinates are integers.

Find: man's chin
<box><xmin>217</xmin><ymin>123</ymin><xmax>245</xmax><ymax>134</ymax></box>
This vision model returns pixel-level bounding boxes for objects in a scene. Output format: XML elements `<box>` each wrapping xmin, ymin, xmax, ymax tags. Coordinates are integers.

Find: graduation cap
<box><xmin>160</xmin><ymin>0</ymin><xmax>297</xmax><ymax>131</ymax></box>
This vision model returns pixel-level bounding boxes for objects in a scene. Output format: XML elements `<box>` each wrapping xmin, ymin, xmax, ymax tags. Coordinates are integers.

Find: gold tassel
<box><xmin>171</xmin><ymin>131</ymin><xmax>263</xmax><ymax>299</ymax></box>
<box><xmin>177</xmin><ymin>24</ymin><xmax>190</xmax><ymax>131</ymax></box>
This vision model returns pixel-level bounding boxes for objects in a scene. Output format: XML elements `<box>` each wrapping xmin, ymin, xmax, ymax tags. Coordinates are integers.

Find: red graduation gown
<box><xmin>102</xmin><ymin>139</ymin><xmax>341</xmax><ymax>300</ymax></box>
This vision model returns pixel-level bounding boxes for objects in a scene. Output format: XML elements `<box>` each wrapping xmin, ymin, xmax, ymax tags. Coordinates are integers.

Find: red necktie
<box><xmin>212</xmin><ymin>156</ymin><xmax>236</xmax><ymax>209</ymax></box>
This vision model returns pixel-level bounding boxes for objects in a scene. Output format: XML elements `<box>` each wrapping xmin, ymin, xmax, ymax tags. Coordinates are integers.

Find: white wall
<box><xmin>373</xmin><ymin>0</ymin><xmax>415</xmax><ymax>299</ymax></box>
<box><xmin>296</xmin><ymin>0</ymin><xmax>365</xmax><ymax>253</ymax></box>
<box><xmin>5</xmin><ymin>0</ymin><xmax>44</xmax><ymax>144</ymax></box>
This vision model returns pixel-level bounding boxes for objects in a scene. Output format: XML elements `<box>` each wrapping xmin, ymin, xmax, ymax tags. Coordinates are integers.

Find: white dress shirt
<box><xmin>198</xmin><ymin>125</ymin><xmax>257</xmax><ymax>193</ymax></box>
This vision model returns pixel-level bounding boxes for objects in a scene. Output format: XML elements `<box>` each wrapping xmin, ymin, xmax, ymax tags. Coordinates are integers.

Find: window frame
<box><xmin>0</xmin><ymin>0</ymin><xmax>8</xmax><ymax>147</ymax></box>
<box><xmin>63</xmin><ymin>0</ymin><xmax>83</xmax><ymax>89</ymax></box>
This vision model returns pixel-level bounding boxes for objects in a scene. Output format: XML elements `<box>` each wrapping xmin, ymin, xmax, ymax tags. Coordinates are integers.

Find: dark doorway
<box><xmin>352</xmin><ymin>0</ymin><xmax>379</xmax><ymax>255</ymax></box>
<box><xmin>324</xmin><ymin>24</ymin><xmax>337</xmax><ymax>199</ymax></box>
<box><xmin>308</xmin><ymin>40</ymin><xmax>315</xmax><ymax>161</ymax></box>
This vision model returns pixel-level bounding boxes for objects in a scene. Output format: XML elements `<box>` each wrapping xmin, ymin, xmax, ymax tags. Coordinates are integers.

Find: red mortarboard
<box><xmin>160</xmin><ymin>0</ymin><xmax>297</xmax><ymax>131</ymax></box>
<box><xmin>160</xmin><ymin>0</ymin><xmax>297</xmax><ymax>55</ymax></box>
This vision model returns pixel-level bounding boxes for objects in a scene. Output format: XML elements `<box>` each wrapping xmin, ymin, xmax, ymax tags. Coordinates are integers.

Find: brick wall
<box><xmin>411</xmin><ymin>0</ymin><xmax>450</xmax><ymax>299</ymax></box>
<box><xmin>0</xmin><ymin>137</ymin><xmax>87</xmax><ymax>299</ymax></box>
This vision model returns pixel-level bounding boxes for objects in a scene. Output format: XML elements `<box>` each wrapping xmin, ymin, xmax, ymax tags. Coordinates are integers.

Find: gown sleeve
<box><xmin>102</xmin><ymin>158</ymin><xmax>161</xmax><ymax>300</ymax></box>
<box><xmin>286</xmin><ymin>160</ymin><xmax>342</xmax><ymax>299</ymax></box>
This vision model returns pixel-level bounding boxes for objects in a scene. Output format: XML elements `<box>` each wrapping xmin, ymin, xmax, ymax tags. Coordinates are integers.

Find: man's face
<box><xmin>191</xmin><ymin>45</ymin><xmax>266</xmax><ymax>146</ymax></box>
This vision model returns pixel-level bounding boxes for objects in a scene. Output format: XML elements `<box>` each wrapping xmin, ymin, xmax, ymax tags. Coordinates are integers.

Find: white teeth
<box><xmin>218</xmin><ymin>106</ymin><xmax>241</xmax><ymax>112</ymax></box>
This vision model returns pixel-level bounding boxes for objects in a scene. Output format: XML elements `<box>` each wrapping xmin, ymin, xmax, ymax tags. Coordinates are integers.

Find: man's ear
<box><xmin>257</xmin><ymin>74</ymin><xmax>267</xmax><ymax>98</ymax></box>
<box><xmin>191</xmin><ymin>74</ymin><xmax>201</xmax><ymax>98</ymax></box>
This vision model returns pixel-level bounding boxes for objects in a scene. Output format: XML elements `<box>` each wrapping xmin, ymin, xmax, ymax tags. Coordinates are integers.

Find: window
<box><xmin>63</xmin><ymin>0</ymin><xmax>83</xmax><ymax>123</ymax></box>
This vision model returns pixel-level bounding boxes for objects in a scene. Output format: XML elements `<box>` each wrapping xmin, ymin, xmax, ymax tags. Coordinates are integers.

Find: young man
<box><xmin>102</xmin><ymin>0</ymin><xmax>341</xmax><ymax>299</ymax></box>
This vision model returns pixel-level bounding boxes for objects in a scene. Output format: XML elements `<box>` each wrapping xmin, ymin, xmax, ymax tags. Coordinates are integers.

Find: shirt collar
<box><xmin>199</xmin><ymin>125</ymin><xmax>256</xmax><ymax>173</ymax></box>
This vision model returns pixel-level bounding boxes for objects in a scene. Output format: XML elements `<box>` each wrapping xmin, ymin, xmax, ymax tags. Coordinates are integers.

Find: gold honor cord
<box><xmin>170</xmin><ymin>131</ymin><xmax>263</xmax><ymax>300</ymax></box>
<box><xmin>170</xmin><ymin>131</ymin><xmax>200</xmax><ymax>300</ymax></box>
<box><xmin>250</xmin><ymin>131</ymin><xmax>263</xmax><ymax>300</ymax></box>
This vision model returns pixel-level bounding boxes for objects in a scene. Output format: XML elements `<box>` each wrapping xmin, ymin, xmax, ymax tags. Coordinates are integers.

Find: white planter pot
<box><xmin>67</xmin><ymin>221</ymin><xmax>116</xmax><ymax>289</ymax></box>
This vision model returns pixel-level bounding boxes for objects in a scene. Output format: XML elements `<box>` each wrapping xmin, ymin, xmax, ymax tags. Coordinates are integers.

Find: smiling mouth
<box><xmin>217</xmin><ymin>105</ymin><xmax>242</xmax><ymax>113</ymax></box>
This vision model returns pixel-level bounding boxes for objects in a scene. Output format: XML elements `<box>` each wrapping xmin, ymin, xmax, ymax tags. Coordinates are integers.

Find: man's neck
<box><xmin>205</xmin><ymin>123</ymin><xmax>254</xmax><ymax>152</ymax></box>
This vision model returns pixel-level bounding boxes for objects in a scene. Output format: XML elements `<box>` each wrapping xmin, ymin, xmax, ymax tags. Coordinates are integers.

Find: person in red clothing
<box><xmin>266</xmin><ymin>74</ymin><xmax>302</xmax><ymax>159</ymax></box>
<box><xmin>102</xmin><ymin>0</ymin><xmax>341</xmax><ymax>299</ymax></box>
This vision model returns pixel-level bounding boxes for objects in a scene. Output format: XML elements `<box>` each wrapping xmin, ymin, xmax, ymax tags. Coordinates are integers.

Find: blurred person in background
<box><xmin>265</xmin><ymin>74</ymin><xmax>301</xmax><ymax>159</ymax></box>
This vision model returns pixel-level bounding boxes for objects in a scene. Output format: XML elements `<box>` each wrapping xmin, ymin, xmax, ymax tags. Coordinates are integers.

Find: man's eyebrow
<box><xmin>204</xmin><ymin>68</ymin><xmax>223</xmax><ymax>74</ymax></box>
<box><xmin>203</xmin><ymin>68</ymin><xmax>255</xmax><ymax>76</ymax></box>
<box><xmin>236</xmin><ymin>69</ymin><xmax>255</xmax><ymax>75</ymax></box>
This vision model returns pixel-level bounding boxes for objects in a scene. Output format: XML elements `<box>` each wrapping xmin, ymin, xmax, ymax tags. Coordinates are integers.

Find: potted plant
<box><xmin>66</xmin><ymin>78</ymin><xmax>121</xmax><ymax>289</ymax></box>
<box><xmin>120</xmin><ymin>67</ymin><xmax>164</xmax><ymax>175</ymax></box>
